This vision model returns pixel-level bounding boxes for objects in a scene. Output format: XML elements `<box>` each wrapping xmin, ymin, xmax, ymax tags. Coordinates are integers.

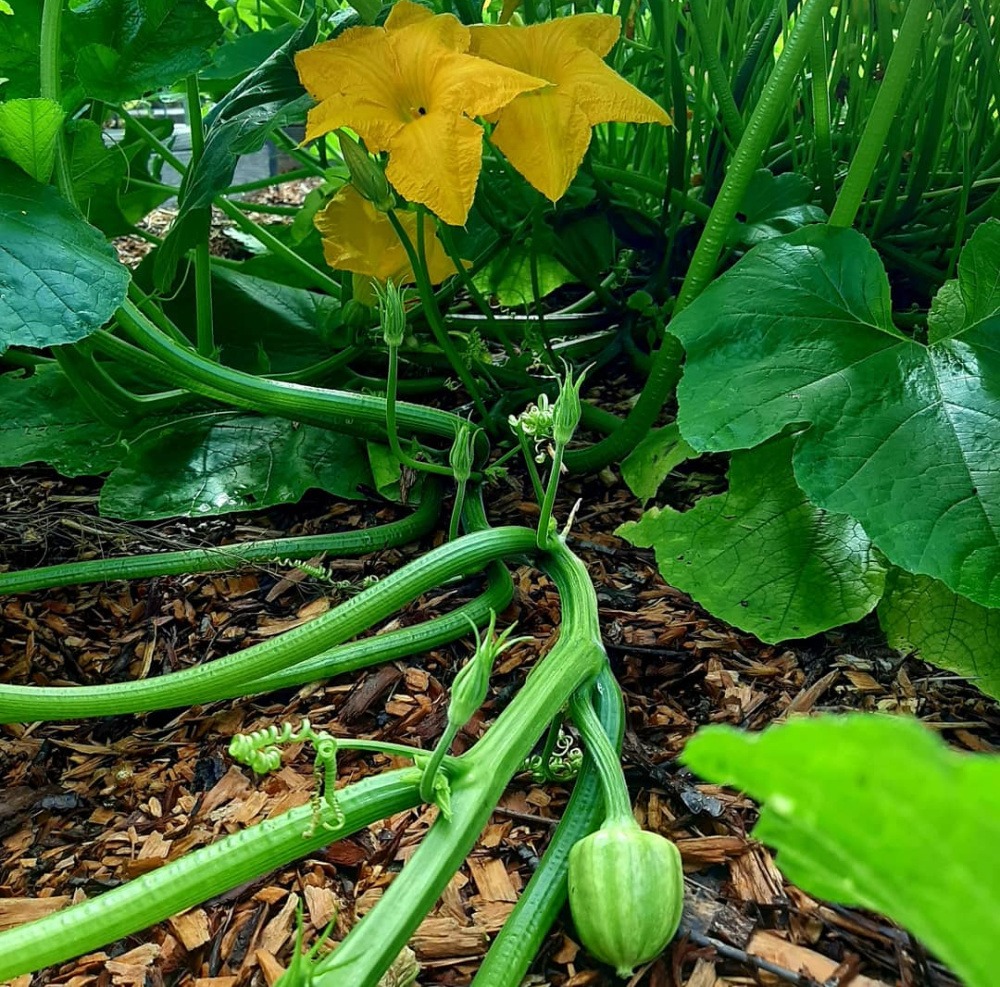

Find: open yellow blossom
<box><xmin>295</xmin><ymin>1</ymin><xmax>546</xmax><ymax>225</ymax></box>
<box><xmin>315</xmin><ymin>185</ymin><xmax>458</xmax><ymax>303</ymax></box>
<box><xmin>469</xmin><ymin>15</ymin><xmax>671</xmax><ymax>201</ymax></box>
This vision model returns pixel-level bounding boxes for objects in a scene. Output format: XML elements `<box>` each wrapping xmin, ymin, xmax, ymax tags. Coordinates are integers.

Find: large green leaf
<box><xmin>66</xmin><ymin>119</ymin><xmax>126</xmax><ymax>203</ymax></box>
<box><xmin>0</xmin><ymin>97</ymin><xmax>64</xmax><ymax>183</ymax></box>
<box><xmin>670</xmin><ymin>220</ymin><xmax>1000</xmax><ymax>607</ymax></box>
<box><xmin>681</xmin><ymin>715</ymin><xmax>1000</xmax><ymax>987</ymax></box>
<box><xmin>73</xmin><ymin>0</ymin><xmax>222</xmax><ymax>102</ymax></box>
<box><xmin>879</xmin><ymin>569</ymin><xmax>1000</xmax><ymax>701</ymax></box>
<box><xmin>928</xmin><ymin>221</ymin><xmax>1000</xmax><ymax>342</ymax></box>
<box><xmin>728</xmin><ymin>169</ymin><xmax>826</xmax><ymax>247</ymax></box>
<box><xmin>0</xmin><ymin>162</ymin><xmax>129</xmax><ymax>353</ymax></box>
<box><xmin>617</xmin><ymin>437</ymin><xmax>886</xmax><ymax>642</ymax></box>
<box><xmin>620</xmin><ymin>423</ymin><xmax>695</xmax><ymax>502</ymax></box>
<box><xmin>134</xmin><ymin>258</ymin><xmax>344</xmax><ymax>373</ymax></box>
<box><xmin>99</xmin><ymin>414</ymin><xmax>373</xmax><ymax>520</ymax></box>
<box><xmin>0</xmin><ymin>367</ymin><xmax>129</xmax><ymax>475</ymax></box>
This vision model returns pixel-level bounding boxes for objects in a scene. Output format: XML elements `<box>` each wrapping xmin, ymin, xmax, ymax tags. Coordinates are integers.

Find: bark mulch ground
<box><xmin>2</xmin><ymin>453</ymin><xmax>997</xmax><ymax>987</ymax></box>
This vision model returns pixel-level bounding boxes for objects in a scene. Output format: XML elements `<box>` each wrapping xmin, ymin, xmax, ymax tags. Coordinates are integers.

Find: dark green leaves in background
<box><xmin>0</xmin><ymin>163</ymin><xmax>129</xmax><ymax>353</ymax></box>
<box><xmin>879</xmin><ymin>570</ymin><xmax>1000</xmax><ymax>701</ymax></box>
<box><xmin>0</xmin><ymin>365</ymin><xmax>374</xmax><ymax>520</ymax></box>
<box><xmin>682</xmin><ymin>715</ymin><xmax>1000</xmax><ymax>987</ymax></box>
<box><xmin>100</xmin><ymin>414</ymin><xmax>372</xmax><ymax>520</ymax></box>
<box><xmin>72</xmin><ymin>0</ymin><xmax>222</xmax><ymax>102</ymax></box>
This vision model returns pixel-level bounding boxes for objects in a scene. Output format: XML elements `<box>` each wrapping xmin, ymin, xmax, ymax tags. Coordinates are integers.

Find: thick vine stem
<box><xmin>471</xmin><ymin>666</ymin><xmax>624</xmax><ymax>987</ymax></box>
<box><xmin>568</xmin><ymin>683</ymin><xmax>634</xmax><ymax>824</ymax></box>
<box><xmin>305</xmin><ymin>537</ymin><xmax>606</xmax><ymax>986</ymax></box>
<box><xmin>0</xmin><ymin>479</ymin><xmax>443</xmax><ymax>596</ymax></box>
<box><xmin>0</xmin><ymin>527</ymin><xmax>537</xmax><ymax>722</ymax></box>
<box><xmin>114</xmin><ymin>300</ymin><xmax>462</xmax><ymax>444</ymax></box>
<box><xmin>0</xmin><ymin>768</ymin><xmax>424</xmax><ymax>981</ymax></box>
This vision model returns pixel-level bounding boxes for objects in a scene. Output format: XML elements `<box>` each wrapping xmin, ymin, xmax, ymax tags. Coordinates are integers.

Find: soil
<box><xmin>2</xmin><ymin>448</ymin><xmax>997</xmax><ymax>987</ymax></box>
<box><xmin>3</xmin><ymin>188</ymin><xmax>998</xmax><ymax>987</ymax></box>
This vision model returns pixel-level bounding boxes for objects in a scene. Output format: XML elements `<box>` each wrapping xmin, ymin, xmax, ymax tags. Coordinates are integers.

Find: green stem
<box><xmin>0</xmin><ymin>526</ymin><xmax>536</xmax><ymax>722</ymax></box>
<box><xmin>0</xmin><ymin>480</ymin><xmax>443</xmax><ymax>596</ymax></box>
<box><xmin>535</xmin><ymin>443</ymin><xmax>564</xmax><ymax>550</ymax></box>
<box><xmin>808</xmin><ymin>19</ymin><xmax>836</xmax><ymax>213</ymax></box>
<box><xmin>418</xmin><ymin>721</ymin><xmax>461</xmax><ymax>803</ymax></box>
<box><xmin>677</xmin><ymin>0</ymin><xmax>830</xmax><ymax>309</ymax></box>
<box><xmin>385</xmin><ymin>343</ymin><xmax>453</xmax><ymax>477</ymax></box>
<box><xmin>114</xmin><ymin>300</ymin><xmax>461</xmax><ymax>444</ymax></box>
<box><xmin>225</xmin><ymin>167</ymin><xmax>317</xmax><ymax>195</ymax></box>
<box><xmin>589</xmin><ymin>164</ymin><xmax>711</xmax><ymax>220</ymax></box>
<box><xmin>387</xmin><ymin>207</ymin><xmax>490</xmax><ymax>420</ymax></box>
<box><xmin>568</xmin><ymin>685</ymin><xmax>633</xmax><ymax>823</ymax></box>
<box><xmin>186</xmin><ymin>75</ymin><xmax>215</xmax><ymax>357</ymax></box>
<box><xmin>307</xmin><ymin>538</ymin><xmax>605</xmax><ymax>986</ymax></box>
<box><xmin>0</xmin><ymin>769</ymin><xmax>423</xmax><ymax>980</ymax></box>
<box><xmin>39</xmin><ymin>0</ymin><xmax>72</xmax><ymax>199</ymax></box>
<box><xmin>828</xmin><ymin>0</ymin><xmax>933</xmax><ymax>228</ymax></box>
<box><xmin>472</xmin><ymin>666</ymin><xmax>623</xmax><ymax>987</ymax></box>
<box><xmin>689</xmin><ymin>0</ymin><xmax>745</xmax><ymax>144</ymax></box>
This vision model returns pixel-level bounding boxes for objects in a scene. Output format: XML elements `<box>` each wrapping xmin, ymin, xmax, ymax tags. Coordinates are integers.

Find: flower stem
<box><xmin>186</xmin><ymin>74</ymin><xmax>215</xmax><ymax>358</ymax></box>
<box><xmin>387</xmin><ymin>207</ymin><xmax>490</xmax><ymax>421</ymax></box>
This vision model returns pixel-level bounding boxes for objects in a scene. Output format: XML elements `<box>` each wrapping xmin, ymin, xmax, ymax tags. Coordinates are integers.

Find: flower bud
<box><xmin>568</xmin><ymin>822</ymin><xmax>684</xmax><ymax>977</ymax></box>
<box><xmin>448</xmin><ymin>613</ymin><xmax>528</xmax><ymax>728</ymax></box>
<box><xmin>553</xmin><ymin>366</ymin><xmax>587</xmax><ymax>447</ymax></box>
<box><xmin>377</xmin><ymin>279</ymin><xmax>408</xmax><ymax>348</ymax></box>
<box><xmin>449</xmin><ymin>421</ymin><xmax>476</xmax><ymax>483</ymax></box>
<box><xmin>337</xmin><ymin>130</ymin><xmax>394</xmax><ymax>212</ymax></box>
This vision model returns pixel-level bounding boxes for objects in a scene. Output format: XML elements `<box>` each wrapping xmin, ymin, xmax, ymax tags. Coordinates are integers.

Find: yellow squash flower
<box><xmin>295</xmin><ymin>1</ymin><xmax>546</xmax><ymax>225</ymax></box>
<box><xmin>315</xmin><ymin>185</ymin><xmax>458</xmax><ymax>285</ymax></box>
<box><xmin>469</xmin><ymin>15</ymin><xmax>671</xmax><ymax>202</ymax></box>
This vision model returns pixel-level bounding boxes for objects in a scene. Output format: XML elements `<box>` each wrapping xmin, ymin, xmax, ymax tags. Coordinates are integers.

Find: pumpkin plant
<box><xmin>1</xmin><ymin>0</ymin><xmax>1000</xmax><ymax>983</ymax></box>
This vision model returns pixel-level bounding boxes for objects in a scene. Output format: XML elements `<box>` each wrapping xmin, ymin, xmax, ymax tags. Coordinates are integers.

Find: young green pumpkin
<box><xmin>566</xmin><ymin>691</ymin><xmax>684</xmax><ymax>977</ymax></box>
<box><xmin>567</xmin><ymin>819</ymin><xmax>684</xmax><ymax>977</ymax></box>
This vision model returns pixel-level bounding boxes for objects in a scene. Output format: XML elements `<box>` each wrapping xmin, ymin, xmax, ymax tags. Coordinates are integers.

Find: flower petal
<box><xmin>388</xmin><ymin>3</ymin><xmax>470</xmax><ymax>54</ymax></box>
<box><xmin>315</xmin><ymin>185</ymin><xmax>458</xmax><ymax>285</ymax></box>
<box><xmin>567</xmin><ymin>49</ymin><xmax>671</xmax><ymax>127</ymax></box>
<box><xmin>296</xmin><ymin>29</ymin><xmax>407</xmax><ymax>144</ymax></box>
<box><xmin>304</xmin><ymin>94</ymin><xmax>404</xmax><ymax>149</ymax></box>
<box><xmin>386</xmin><ymin>111</ymin><xmax>484</xmax><ymax>225</ymax></box>
<box><xmin>432</xmin><ymin>50</ymin><xmax>547</xmax><ymax>118</ymax></box>
<box><xmin>470</xmin><ymin>14</ymin><xmax>620</xmax><ymax>72</ymax></box>
<box><xmin>384</xmin><ymin>0</ymin><xmax>437</xmax><ymax>31</ymax></box>
<box><xmin>315</xmin><ymin>186</ymin><xmax>407</xmax><ymax>281</ymax></box>
<box><xmin>490</xmin><ymin>90</ymin><xmax>593</xmax><ymax>201</ymax></box>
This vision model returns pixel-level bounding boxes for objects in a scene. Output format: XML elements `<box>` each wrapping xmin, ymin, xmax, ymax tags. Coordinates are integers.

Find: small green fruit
<box><xmin>568</xmin><ymin>823</ymin><xmax>684</xmax><ymax>978</ymax></box>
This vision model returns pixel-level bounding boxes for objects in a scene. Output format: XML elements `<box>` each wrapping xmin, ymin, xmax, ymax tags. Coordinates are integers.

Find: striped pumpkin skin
<box><xmin>567</xmin><ymin>825</ymin><xmax>684</xmax><ymax>977</ymax></box>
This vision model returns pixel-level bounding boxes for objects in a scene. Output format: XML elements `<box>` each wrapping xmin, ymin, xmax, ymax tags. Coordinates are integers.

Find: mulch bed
<box><xmin>2</xmin><ymin>452</ymin><xmax>997</xmax><ymax>987</ymax></box>
<box><xmin>4</xmin><ymin>182</ymin><xmax>998</xmax><ymax>987</ymax></box>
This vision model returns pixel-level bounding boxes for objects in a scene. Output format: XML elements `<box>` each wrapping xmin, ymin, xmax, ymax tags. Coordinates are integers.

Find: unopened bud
<box><xmin>553</xmin><ymin>365</ymin><xmax>588</xmax><ymax>447</ymax></box>
<box><xmin>449</xmin><ymin>421</ymin><xmax>476</xmax><ymax>483</ymax></box>
<box><xmin>449</xmin><ymin>613</ymin><xmax>529</xmax><ymax>728</ymax></box>
<box><xmin>338</xmin><ymin>130</ymin><xmax>394</xmax><ymax>211</ymax></box>
<box><xmin>377</xmin><ymin>280</ymin><xmax>407</xmax><ymax>347</ymax></box>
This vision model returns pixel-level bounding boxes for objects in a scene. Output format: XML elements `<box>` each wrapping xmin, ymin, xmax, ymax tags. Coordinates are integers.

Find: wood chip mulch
<box><xmin>2</xmin><ymin>456</ymin><xmax>997</xmax><ymax>987</ymax></box>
